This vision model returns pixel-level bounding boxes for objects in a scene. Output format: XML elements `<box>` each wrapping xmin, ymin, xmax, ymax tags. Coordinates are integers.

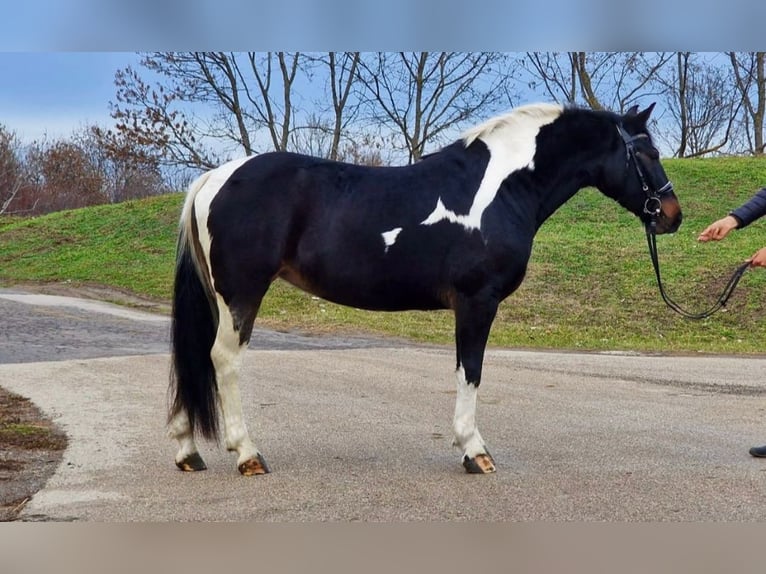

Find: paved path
<box><xmin>2</xmin><ymin>288</ymin><xmax>766</xmax><ymax>521</ymax></box>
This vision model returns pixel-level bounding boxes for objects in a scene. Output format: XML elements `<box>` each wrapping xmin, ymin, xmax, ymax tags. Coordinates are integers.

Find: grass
<box><xmin>0</xmin><ymin>390</ymin><xmax>68</xmax><ymax>451</ymax></box>
<box><xmin>1</xmin><ymin>156</ymin><xmax>765</xmax><ymax>354</ymax></box>
<box><xmin>0</xmin><ymin>196</ymin><xmax>179</xmax><ymax>299</ymax></box>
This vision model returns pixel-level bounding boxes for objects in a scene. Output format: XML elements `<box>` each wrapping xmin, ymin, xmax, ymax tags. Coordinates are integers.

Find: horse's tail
<box><xmin>168</xmin><ymin>170</ymin><xmax>220</xmax><ymax>440</ymax></box>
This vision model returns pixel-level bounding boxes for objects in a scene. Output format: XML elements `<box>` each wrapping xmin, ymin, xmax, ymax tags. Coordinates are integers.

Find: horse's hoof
<box><xmin>463</xmin><ymin>453</ymin><xmax>496</xmax><ymax>474</ymax></box>
<box><xmin>238</xmin><ymin>454</ymin><xmax>270</xmax><ymax>476</ymax></box>
<box><xmin>176</xmin><ymin>452</ymin><xmax>207</xmax><ymax>472</ymax></box>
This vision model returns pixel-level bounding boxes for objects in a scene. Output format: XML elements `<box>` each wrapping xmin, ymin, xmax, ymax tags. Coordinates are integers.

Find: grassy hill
<box><xmin>1</xmin><ymin>156</ymin><xmax>765</xmax><ymax>354</ymax></box>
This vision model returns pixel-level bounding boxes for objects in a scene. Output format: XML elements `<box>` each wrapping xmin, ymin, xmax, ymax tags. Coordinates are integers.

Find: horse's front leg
<box><xmin>452</xmin><ymin>295</ymin><xmax>498</xmax><ymax>474</ymax></box>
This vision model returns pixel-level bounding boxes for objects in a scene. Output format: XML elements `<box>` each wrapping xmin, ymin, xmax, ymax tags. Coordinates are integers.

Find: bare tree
<box><xmin>108</xmin><ymin>52</ymin><xmax>307</xmax><ymax>170</ymax></box>
<box><xmin>729</xmin><ymin>52</ymin><xmax>765</xmax><ymax>155</ymax></box>
<box><xmin>356</xmin><ymin>52</ymin><xmax>513</xmax><ymax>163</ymax></box>
<box><xmin>289</xmin><ymin>112</ymin><xmax>334</xmax><ymax>158</ymax></box>
<box><xmin>110</xmin><ymin>52</ymin><xmax>520</xmax><ymax>167</ymax></box>
<box><xmin>238</xmin><ymin>51</ymin><xmax>302</xmax><ymax>152</ymax></box>
<box><xmin>0</xmin><ymin>176</ymin><xmax>22</xmax><ymax>215</ymax></box>
<box><xmin>109</xmin><ymin>61</ymin><xmax>220</xmax><ymax>170</ymax></box>
<box><xmin>652</xmin><ymin>53</ymin><xmax>740</xmax><ymax>157</ymax></box>
<box><xmin>285</xmin><ymin>52</ymin><xmax>363</xmax><ymax>161</ymax></box>
<box><xmin>25</xmin><ymin>139</ymin><xmax>106</xmax><ymax>212</ymax></box>
<box><xmin>0</xmin><ymin>125</ymin><xmax>24</xmax><ymax>214</ymax></box>
<box><xmin>322</xmin><ymin>51</ymin><xmax>361</xmax><ymax>160</ymax></box>
<box><xmin>523</xmin><ymin>52</ymin><xmax>604</xmax><ymax>108</ymax></box>
<box><xmin>522</xmin><ymin>52</ymin><xmax>672</xmax><ymax>112</ymax></box>
<box><xmin>84</xmin><ymin>125</ymin><xmax>170</xmax><ymax>203</ymax></box>
<box><xmin>1</xmin><ymin>122</ymin><xmax>173</xmax><ymax>216</ymax></box>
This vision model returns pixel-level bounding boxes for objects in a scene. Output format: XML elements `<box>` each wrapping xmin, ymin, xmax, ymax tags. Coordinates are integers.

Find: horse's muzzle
<box><xmin>654</xmin><ymin>209</ymin><xmax>682</xmax><ymax>234</ymax></box>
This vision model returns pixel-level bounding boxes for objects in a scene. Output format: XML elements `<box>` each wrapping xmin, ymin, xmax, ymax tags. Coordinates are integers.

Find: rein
<box><xmin>618</xmin><ymin>125</ymin><xmax>750</xmax><ymax>320</ymax></box>
<box><xmin>645</xmin><ymin>221</ymin><xmax>750</xmax><ymax>320</ymax></box>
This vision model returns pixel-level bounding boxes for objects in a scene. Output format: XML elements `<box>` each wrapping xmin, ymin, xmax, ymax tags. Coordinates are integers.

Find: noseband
<box><xmin>617</xmin><ymin>124</ymin><xmax>749</xmax><ymax>320</ymax></box>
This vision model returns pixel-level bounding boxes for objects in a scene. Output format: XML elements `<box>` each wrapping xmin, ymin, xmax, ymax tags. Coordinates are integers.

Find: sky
<box><xmin>0</xmin><ymin>52</ymin><xmax>142</xmax><ymax>143</ymax></box>
<box><xmin>0</xmin><ymin>50</ymin><xmax>757</xmax><ymax>158</ymax></box>
<box><xmin>1</xmin><ymin>0</ymin><xmax>762</xmax><ymax>148</ymax></box>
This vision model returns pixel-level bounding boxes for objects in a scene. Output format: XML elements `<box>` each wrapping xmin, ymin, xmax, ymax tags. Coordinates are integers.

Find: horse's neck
<box><xmin>480</xmin><ymin>129</ymin><xmax>601</xmax><ymax>231</ymax></box>
<box><xmin>527</xmin><ymin>118</ymin><xmax>609</xmax><ymax>230</ymax></box>
<box><xmin>533</xmin><ymin>176</ymin><xmax>590</xmax><ymax>231</ymax></box>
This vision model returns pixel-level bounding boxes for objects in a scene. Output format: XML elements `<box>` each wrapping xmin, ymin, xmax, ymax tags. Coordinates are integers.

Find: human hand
<box><xmin>747</xmin><ymin>247</ymin><xmax>766</xmax><ymax>268</ymax></box>
<box><xmin>698</xmin><ymin>215</ymin><xmax>739</xmax><ymax>241</ymax></box>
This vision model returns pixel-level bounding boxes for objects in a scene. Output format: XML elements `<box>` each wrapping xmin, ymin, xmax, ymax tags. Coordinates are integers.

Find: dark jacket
<box><xmin>731</xmin><ymin>187</ymin><xmax>766</xmax><ymax>229</ymax></box>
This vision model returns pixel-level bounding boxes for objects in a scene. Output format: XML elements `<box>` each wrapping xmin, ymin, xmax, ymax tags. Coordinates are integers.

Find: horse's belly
<box><xmin>277</xmin><ymin>262</ymin><xmax>446</xmax><ymax>312</ymax></box>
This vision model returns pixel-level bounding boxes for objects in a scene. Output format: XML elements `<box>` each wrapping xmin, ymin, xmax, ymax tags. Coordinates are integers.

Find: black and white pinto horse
<box><xmin>168</xmin><ymin>102</ymin><xmax>682</xmax><ymax>476</ymax></box>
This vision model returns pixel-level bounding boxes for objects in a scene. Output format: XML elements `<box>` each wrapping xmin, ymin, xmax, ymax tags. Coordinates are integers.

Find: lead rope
<box><xmin>646</xmin><ymin>218</ymin><xmax>750</xmax><ymax>320</ymax></box>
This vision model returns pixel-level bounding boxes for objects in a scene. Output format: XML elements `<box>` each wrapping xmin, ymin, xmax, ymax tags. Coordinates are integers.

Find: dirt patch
<box><xmin>0</xmin><ymin>387</ymin><xmax>67</xmax><ymax>521</ymax></box>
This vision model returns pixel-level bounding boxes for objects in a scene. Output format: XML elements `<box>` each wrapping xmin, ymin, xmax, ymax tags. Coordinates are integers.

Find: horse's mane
<box><xmin>461</xmin><ymin>103</ymin><xmax>565</xmax><ymax>147</ymax></box>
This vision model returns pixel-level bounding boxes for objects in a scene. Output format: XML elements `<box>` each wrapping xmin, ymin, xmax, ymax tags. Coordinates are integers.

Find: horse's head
<box><xmin>600</xmin><ymin>103</ymin><xmax>682</xmax><ymax>235</ymax></box>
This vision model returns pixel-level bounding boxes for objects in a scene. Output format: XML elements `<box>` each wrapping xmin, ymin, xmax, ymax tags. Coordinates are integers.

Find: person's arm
<box><xmin>729</xmin><ymin>187</ymin><xmax>766</xmax><ymax>229</ymax></box>
<box><xmin>698</xmin><ymin>187</ymin><xmax>766</xmax><ymax>241</ymax></box>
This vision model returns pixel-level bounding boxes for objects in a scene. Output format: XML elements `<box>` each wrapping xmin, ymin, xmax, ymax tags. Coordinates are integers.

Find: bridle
<box><xmin>618</xmin><ymin>125</ymin><xmax>749</xmax><ymax>320</ymax></box>
<box><xmin>617</xmin><ymin>125</ymin><xmax>674</xmax><ymax>218</ymax></box>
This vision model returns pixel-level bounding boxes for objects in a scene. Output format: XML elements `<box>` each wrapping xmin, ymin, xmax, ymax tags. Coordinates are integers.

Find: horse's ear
<box><xmin>625</xmin><ymin>104</ymin><xmax>640</xmax><ymax>116</ymax></box>
<box><xmin>636</xmin><ymin>102</ymin><xmax>656</xmax><ymax>124</ymax></box>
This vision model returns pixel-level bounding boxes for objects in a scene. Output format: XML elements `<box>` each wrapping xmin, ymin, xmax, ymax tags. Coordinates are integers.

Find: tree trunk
<box><xmin>755</xmin><ymin>52</ymin><xmax>764</xmax><ymax>155</ymax></box>
<box><xmin>676</xmin><ymin>52</ymin><xmax>689</xmax><ymax>158</ymax></box>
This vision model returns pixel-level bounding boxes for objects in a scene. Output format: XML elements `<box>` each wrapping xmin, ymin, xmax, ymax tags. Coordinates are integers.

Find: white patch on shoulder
<box><xmin>381</xmin><ymin>227</ymin><xmax>403</xmax><ymax>253</ymax></box>
<box><xmin>420</xmin><ymin>199</ymin><xmax>457</xmax><ymax>225</ymax></box>
<box><xmin>422</xmin><ymin>103</ymin><xmax>563</xmax><ymax>232</ymax></box>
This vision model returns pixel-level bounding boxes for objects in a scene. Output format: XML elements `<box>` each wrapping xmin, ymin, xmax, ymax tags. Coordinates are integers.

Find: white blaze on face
<box><xmin>421</xmin><ymin>103</ymin><xmax>563</xmax><ymax>232</ymax></box>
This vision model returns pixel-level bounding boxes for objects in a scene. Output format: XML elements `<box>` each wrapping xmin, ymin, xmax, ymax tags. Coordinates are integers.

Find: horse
<box><xmin>167</xmin><ymin>102</ymin><xmax>682</xmax><ymax>476</ymax></box>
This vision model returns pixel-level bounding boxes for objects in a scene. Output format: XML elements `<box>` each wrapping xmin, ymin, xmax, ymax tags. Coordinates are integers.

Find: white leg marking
<box><xmin>381</xmin><ymin>227</ymin><xmax>402</xmax><ymax>253</ymax></box>
<box><xmin>168</xmin><ymin>409</ymin><xmax>199</xmax><ymax>463</ymax></box>
<box><xmin>212</xmin><ymin>295</ymin><xmax>260</xmax><ymax>466</ymax></box>
<box><xmin>452</xmin><ymin>366</ymin><xmax>486</xmax><ymax>458</ymax></box>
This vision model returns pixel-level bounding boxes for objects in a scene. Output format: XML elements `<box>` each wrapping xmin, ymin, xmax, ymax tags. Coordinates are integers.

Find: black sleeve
<box><xmin>730</xmin><ymin>187</ymin><xmax>766</xmax><ymax>229</ymax></box>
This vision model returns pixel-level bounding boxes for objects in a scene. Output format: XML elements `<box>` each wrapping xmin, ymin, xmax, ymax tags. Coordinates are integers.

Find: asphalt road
<box><xmin>2</xmin><ymin>288</ymin><xmax>766</xmax><ymax>521</ymax></box>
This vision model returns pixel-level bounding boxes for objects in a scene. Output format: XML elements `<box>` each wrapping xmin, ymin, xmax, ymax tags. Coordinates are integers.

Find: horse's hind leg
<box><xmin>168</xmin><ymin>410</ymin><xmax>207</xmax><ymax>471</ymax></box>
<box><xmin>452</xmin><ymin>295</ymin><xmax>498</xmax><ymax>474</ymax></box>
<box><xmin>213</xmin><ymin>293</ymin><xmax>270</xmax><ymax>476</ymax></box>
